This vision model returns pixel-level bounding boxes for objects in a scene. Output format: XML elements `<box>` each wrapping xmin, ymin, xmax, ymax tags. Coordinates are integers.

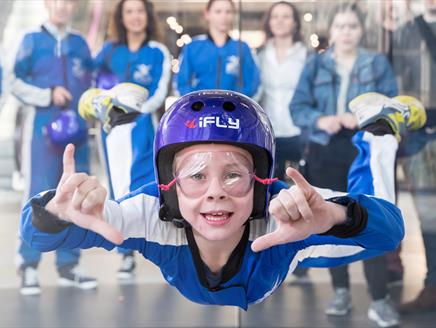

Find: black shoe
<box><xmin>58</xmin><ymin>265</ymin><xmax>97</xmax><ymax>289</ymax></box>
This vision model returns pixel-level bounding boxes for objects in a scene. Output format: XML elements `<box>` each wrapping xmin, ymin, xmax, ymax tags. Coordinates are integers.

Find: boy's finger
<box><xmin>286</xmin><ymin>167</ymin><xmax>313</xmax><ymax>193</ymax></box>
<box><xmin>251</xmin><ymin>230</ymin><xmax>283</xmax><ymax>252</ymax></box>
<box><xmin>63</xmin><ymin>144</ymin><xmax>76</xmax><ymax>175</ymax></box>
<box><xmin>81</xmin><ymin>188</ymin><xmax>107</xmax><ymax>213</ymax></box>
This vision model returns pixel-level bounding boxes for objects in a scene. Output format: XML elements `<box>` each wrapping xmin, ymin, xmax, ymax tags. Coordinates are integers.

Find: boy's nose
<box><xmin>206</xmin><ymin>177</ymin><xmax>228</xmax><ymax>200</ymax></box>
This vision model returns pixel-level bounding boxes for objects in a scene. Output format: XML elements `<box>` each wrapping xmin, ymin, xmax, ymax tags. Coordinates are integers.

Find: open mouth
<box><xmin>201</xmin><ymin>211</ymin><xmax>233</xmax><ymax>225</ymax></box>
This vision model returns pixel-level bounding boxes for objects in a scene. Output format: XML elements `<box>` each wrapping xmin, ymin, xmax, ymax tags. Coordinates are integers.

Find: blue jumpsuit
<box><xmin>95</xmin><ymin>40</ymin><xmax>171</xmax><ymax>255</ymax></box>
<box><xmin>12</xmin><ymin>23</ymin><xmax>93</xmax><ymax>269</ymax></box>
<box><xmin>20</xmin><ymin>130</ymin><xmax>404</xmax><ymax>309</ymax></box>
<box><xmin>174</xmin><ymin>34</ymin><xmax>260</xmax><ymax>98</ymax></box>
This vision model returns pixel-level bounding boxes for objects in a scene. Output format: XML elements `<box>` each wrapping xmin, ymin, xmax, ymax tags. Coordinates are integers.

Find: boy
<box><xmin>20</xmin><ymin>89</ymin><xmax>423</xmax><ymax>309</ymax></box>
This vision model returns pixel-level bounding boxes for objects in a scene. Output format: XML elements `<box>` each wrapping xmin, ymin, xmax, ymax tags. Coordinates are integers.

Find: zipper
<box><xmin>216</xmin><ymin>55</ymin><xmax>222</xmax><ymax>88</ymax></box>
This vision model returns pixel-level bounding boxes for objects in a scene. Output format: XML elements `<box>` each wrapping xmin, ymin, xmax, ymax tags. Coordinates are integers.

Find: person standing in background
<box><xmin>11</xmin><ymin>0</ymin><xmax>96</xmax><ymax>295</ymax></box>
<box><xmin>257</xmin><ymin>1</ymin><xmax>309</xmax><ymax>283</ymax></box>
<box><xmin>258</xmin><ymin>1</ymin><xmax>306</xmax><ymax>181</ymax></box>
<box><xmin>94</xmin><ymin>0</ymin><xmax>171</xmax><ymax>280</ymax></box>
<box><xmin>290</xmin><ymin>3</ymin><xmax>400</xmax><ymax>327</ymax></box>
<box><xmin>173</xmin><ymin>0</ymin><xmax>260</xmax><ymax>98</ymax></box>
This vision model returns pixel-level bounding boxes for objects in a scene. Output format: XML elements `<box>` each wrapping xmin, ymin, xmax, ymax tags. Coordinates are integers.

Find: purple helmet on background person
<box><xmin>96</xmin><ymin>70</ymin><xmax>119</xmax><ymax>90</ymax></box>
<box><xmin>155</xmin><ymin>90</ymin><xmax>275</xmax><ymax>226</ymax></box>
<box><xmin>45</xmin><ymin>109</ymin><xmax>87</xmax><ymax>150</ymax></box>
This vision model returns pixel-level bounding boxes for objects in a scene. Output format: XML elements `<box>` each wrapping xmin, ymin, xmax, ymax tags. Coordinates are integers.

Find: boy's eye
<box><xmin>224</xmin><ymin>172</ymin><xmax>243</xmax><ymax>181</ymax></box>
<box><xmin>190</xmin><ymin>173</ymin><xmax>206</xmax><ymax>181</ymax></box>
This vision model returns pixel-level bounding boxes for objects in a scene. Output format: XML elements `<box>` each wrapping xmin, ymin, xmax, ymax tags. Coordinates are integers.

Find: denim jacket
<box><xmin>290</xmin><ymin>47</ymin><xmax>398</xmax><ymax>145</ymax></box>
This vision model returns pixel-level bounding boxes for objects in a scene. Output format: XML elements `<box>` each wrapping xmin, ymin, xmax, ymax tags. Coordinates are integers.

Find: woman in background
<box><xmin>258</xmin><ymin>1</ymin><xmax>307</xmax><ymax>180</ymax></box>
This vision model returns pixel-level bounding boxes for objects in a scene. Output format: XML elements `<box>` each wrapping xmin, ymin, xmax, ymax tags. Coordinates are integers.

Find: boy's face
<box><xmin>174</xmin><ymin>144</ymin><xmax>254</xmax><ymax>242</ymax></box>
<box><xmin>45</xmin><ymin>0</ymin><xmax>75</xmax><ymax>27</ymax></box>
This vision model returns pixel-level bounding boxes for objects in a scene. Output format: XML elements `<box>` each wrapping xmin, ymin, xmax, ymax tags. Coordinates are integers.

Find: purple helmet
<box><xmin>96</xmin><ymin>70</ymin><xmax>119</xmax><ymax>90</ymax></box>
<box><xmin>45</xmin><ymin>109</ymin><xmax>87</xmax><ymax>149</ymax></box>
<box><xmin>155</xmin><ymin>90</ymin><xmax>275</xmax><ymax>226</ymax></box>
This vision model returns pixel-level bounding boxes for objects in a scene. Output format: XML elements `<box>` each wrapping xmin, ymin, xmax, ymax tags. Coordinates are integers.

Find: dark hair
<box><xmin>206</xmin><ymin>0</ymin><xmax>235</xmax><ymax>11</ymax></box>
<box><xmin>108</xmin><ymin>0</ymin><xmax>163</xmax><ymax>44</ymax></box>
<box><xmin>263</xmin><ymin>1</ymin><xmax>302</xmax><ymax>42</ymax></box>
<box><xmin>328</xmin><ymin>2</ymin><xmax>365</xmax><ymax>30</ymax></box>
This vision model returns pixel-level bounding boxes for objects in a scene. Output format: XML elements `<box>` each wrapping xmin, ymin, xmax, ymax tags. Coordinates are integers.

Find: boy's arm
<box><xmin>253</xmin><ymin>168</ymin><xmax>404</xmax><ymax>253</ymax></box>
<box><xmin>20</xmin><ymin>144</ymin><xmax>159</xmax><ymax>254</ymax></box>
<box><xmin>292</xmin><ymin>193</ymin><xmax>403</xmax><ymax>268</ymax></box>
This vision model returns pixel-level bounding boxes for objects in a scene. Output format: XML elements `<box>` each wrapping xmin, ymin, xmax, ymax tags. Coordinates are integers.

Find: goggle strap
<box><xmin>158</xmin><ymin>178</ymin><xmax>177</xmax><ymax>191</ymax></box>
<box><xmin>253</xmin><ymin>175</ymin><xmax>278</xmax><ymax>185</ymax></box>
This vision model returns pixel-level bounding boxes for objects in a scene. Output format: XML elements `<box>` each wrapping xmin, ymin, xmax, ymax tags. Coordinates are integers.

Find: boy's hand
<box><xmin>251</xmin><ymin>168</ymin><xmax>347</xmax><ymax>252</ymax></box>
<box><xmin>45</xmin><ymin>144</ymin><xmax>123</xmax><ymax>245</ymax></box>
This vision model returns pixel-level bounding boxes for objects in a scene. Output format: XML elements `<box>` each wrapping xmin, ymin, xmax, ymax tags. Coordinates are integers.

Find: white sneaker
<box><xmin>325</xmin><ymin>288</ymin><xmax>352</xmax><ymax>316</ymax></box>
<box><xmin>11</xmin><ymin>170</ymin><xmax>25</xmax><ymax>192</ymax></box>
<box><xmin>20</xmin><ymin>267</ymin><xmax>41</xmax><ymax>296</ymax></box>
<box><xmin>368</xmin><ymin>297</ymin><xmax>400</xmax><ymax>327</ymax></box>
<box><xmin>58</xmin><ymin>265</ymin><xmax>97</xmax><ymax>290</ymax></box>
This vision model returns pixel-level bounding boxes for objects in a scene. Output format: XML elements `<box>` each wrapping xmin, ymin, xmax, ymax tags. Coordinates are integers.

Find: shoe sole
<box><xmin>20</xmin><ymin>287</ymin><xmax>41</xmax><ymax>296</ymax></box>
<box><xmin>117</xmin><ymin>272</ymin><xmax>135</xmax><ymax>280</ymax></box>
<box><xmin>58</xmin><ymin>278</ymin><xmax>98</xmax><ymax>290</ymax></box>
<box><xmin>325</xmin><ymin>304</ymin><xmax>352</xmax><ymax>316</ymax></box>
<box><xmin>368</xmin><ymin>308</ymin><xmax>400</xmax><ymax>327</ymax></box>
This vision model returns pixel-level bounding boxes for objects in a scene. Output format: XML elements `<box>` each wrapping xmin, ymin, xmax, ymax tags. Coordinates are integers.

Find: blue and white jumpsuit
<box><xmin>12</xmin><ymin>22</ymin><xmax>93</xmax><ymax>270</ymax></box>
<box><xmin>94</xmin><ymin>40</ymin><xmax>171</xmax><ymax>254</ymax></box>
<box><xmin>20</xmin><ymin>128</ymin><xmax>403</xmax><ymax>308</ymax></box>
<box><xmin>174</xmin><ymin>34</ymin><xmax>260</xmax><ymax>98</ymax></box>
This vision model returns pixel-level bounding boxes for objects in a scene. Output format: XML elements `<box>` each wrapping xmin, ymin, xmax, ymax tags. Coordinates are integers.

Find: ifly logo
<box><xmin>198</xmin><ymin>116</ymin><xmax>240</xmax><ymax>130</ymax></box>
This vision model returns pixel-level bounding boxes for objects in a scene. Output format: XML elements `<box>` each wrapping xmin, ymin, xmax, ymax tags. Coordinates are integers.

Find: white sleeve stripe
<box><xmin>104</xmin><ymin>194</ymin><xmax>188</xmax><ymax>245</ymax></box>
<box><xmin>295</xmin><ymin>244</ymin><xmax>365</xmax><ymax>261</ymax></box>
<box><xmin>141</xmin><ymin>41</ymin><xmax>171</xmax><ymax>114</ymax></box>
<box><xmin>287</xmin><ymin>244</ymin><xmax>365</xmax><ymax>273</ymax></box>
<box><xmin>106</xmin><ymin>123</ymin><xmax>134</xmax><ymax>199</ymax></box>
<box><xmin>11</xmin><ymin>78</ymin><xmax>51</xmax><ymax>107</ymax></box>
<box><xmin>364</xmin><ymin>132</ymin><xmax>397</xmax><ymax>203</ymax></box>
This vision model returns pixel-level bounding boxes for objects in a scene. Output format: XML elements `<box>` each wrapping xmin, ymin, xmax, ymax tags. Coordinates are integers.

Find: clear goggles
<box><xmin>158</xmin><ymin>151</ymin><xmax>277</xmax><ymax>198</ymax></box>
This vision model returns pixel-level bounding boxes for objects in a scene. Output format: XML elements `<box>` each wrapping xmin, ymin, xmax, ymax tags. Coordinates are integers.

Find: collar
<box><xmin>207</xmin><ymin>32</ymin><xmax>231</xmax><ymax>46</ymax></box>
<box><xmin>185</xmin><ymin>223</ymin><xmax>250</xmax><ymax>291</ymax></box>
<box><xmin>321</xmin><ymin>46</ymin><xmax>372</xmax><ymax>73</ymax></box>
<box><xmin>43</xmin><ymin>21</ymin><xmax>70</xmax><ymax>39</ymax></box>
<box><xmin>264</xmin><ymin>40</ymin><xmax>306</xmax><ymax>60</ymax></box>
